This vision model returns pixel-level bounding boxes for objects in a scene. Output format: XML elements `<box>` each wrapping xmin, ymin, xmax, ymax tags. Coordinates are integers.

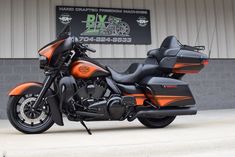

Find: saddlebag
<box><xmin>140</xmin><ymin>77</ymin><xmax>195</xmax><ymax>107</ymax></box>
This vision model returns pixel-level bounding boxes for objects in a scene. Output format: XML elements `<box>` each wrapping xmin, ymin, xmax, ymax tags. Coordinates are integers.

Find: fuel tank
<box><xmin>70</xmin><ymin>59</ymin><xmax>110</xmax><ymax>79</ymax></box>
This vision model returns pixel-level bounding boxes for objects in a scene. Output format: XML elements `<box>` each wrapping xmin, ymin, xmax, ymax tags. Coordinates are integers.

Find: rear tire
<box><xmin>7</xmin><ymin>95</ymin><xmax>54</xmax><ymax>134</ymax></box>
<box><xmin>138</xmin><ymin>116</ymin><xmax>176</xmax><ymax>128</ymax></box>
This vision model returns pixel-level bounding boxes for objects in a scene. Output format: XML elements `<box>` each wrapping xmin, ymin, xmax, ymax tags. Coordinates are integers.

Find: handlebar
<box><xmin>73</xmin><ymin>36</ymin><xmax>96</xmax><ymax>53</ymax></box>
<box><xmin>81</xmin><ymin>45</ymin><xmax>96</xmax><ymax>53</ymax></box>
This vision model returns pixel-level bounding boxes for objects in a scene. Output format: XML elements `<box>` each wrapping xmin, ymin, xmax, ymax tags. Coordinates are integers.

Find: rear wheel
<box><xmin>7</xmin><ymin>94</ymin><xmax>54</xmax><ymax>134</ymax></box>
<box><xmin>138</xmin><ymin>116</ymin><xmax>176</xmax><ymax>128</ymax></box>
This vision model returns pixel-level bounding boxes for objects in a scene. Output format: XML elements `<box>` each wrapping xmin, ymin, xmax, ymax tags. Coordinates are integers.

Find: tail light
<box><xmin>201</xmin><ymin>59</ymin><xmax>209</xmax><ymax>65</ymax></box>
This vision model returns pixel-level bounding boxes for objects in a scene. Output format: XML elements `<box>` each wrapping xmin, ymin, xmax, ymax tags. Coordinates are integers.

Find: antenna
<box><xmin>194</xmin><ymin>12</ymin><xmax>203</xmax><ymax>46</ymax></box>
<box><xmin>208</xmin><ymin>24</ymin><xmax>216</xmax><ymax>58</ymax></box>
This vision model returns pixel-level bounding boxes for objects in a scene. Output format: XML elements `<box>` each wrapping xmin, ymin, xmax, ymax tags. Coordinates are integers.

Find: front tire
<box><xmin>7</xmin><ymin>94</ymin><xmax>54</xmax><ymax>134</ymax></box>
<box><xmin>138</xmin><ymin>116</ymin><xmax>176</xmax><ymax>128</ymax></box>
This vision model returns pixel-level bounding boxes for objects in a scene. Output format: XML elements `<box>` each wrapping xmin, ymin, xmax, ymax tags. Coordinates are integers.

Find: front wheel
<box><xmin>138</xmin><ymin>116</ymin><xmax>176</xmax><ymax>128</ymax></box>
<box><xmin>7</xmin><ymin>94</ymin><xmax>54</xmax><ymax>134</ymax></box>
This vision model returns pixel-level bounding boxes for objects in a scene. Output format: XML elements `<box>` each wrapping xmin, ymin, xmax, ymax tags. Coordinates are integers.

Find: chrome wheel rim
<box><xmin>16</xmin><ymin>94</ymin><xmax>50</xmax><ymax>127</ymax></box>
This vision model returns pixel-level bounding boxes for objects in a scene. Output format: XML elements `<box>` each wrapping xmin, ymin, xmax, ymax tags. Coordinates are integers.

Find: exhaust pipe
<box><xmin>128</xmin><ymin>107</ymin><xmax>197</xmax><ymax>121</ymax></box>
<box><xmin>76</xmin><ymin>111</ymin><xmax>104</xmax><ymax>118</ymax></box>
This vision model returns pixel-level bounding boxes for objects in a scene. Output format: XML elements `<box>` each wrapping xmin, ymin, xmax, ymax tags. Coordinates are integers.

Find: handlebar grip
<box><xmin>86</xmin><ymin>47</ymin><xmax>96</xmax><ymax>53</ymax></box>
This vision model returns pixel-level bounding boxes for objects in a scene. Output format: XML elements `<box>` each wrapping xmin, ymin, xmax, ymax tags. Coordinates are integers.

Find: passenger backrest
<box><xmin>146</xmin><ymin>36</ymin><xmax>181</xmax><ymax>64</ymax></box>
<box><xmin>160</xmin><ymin>36</ymin><xmax>181</xmax><ymax>49</ymax></box>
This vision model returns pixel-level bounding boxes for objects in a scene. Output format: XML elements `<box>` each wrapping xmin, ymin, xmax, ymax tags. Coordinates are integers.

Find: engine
<box><xmin>58</xmin><ymin>76</ymin><xmax>108</xmax><ymax>109</ymax></box>
<box><xmin>58</xmin><ymin>76</ymin><xmax>135</xmax><ymax>121</ymax></box>
<box><xmin>76</xmin><ymin>78</ymin><xmax>107</xmax><ymax>100</ymax></box>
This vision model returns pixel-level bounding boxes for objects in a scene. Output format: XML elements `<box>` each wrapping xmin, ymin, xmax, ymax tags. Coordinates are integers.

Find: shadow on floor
<box><xmin>2</xmin><ymin>117</ymin><xmax>233</xmax><ymax>135</ymax></box>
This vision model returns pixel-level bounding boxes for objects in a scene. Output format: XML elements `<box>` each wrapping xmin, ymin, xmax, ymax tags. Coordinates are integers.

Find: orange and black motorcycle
<box><xmin>7</xmin><ymin>25</ymin><xmax>208</xmax><ymax>134</ymax></box>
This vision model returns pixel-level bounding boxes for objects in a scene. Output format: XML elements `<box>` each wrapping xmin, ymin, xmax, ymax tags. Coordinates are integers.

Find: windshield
<box><xmin>57</xmin><ymin>24</ymin><xmax>71</xmax><ymax>39</ymax></box>
<box><xmin>38</xmin><ymin>24</ymin><xmax>71</xmax><ymax>52</ymax></box>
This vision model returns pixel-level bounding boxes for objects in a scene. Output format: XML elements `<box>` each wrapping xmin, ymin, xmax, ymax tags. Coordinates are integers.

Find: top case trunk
<box><xmin>159</xmin><ymin>49</ymin><xmax>208</xmax><ymax>74</ymax></box>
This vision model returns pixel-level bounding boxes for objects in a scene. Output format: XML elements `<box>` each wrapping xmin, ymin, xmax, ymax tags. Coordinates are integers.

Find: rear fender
<box><xmin>8</xmin><ymin>82</ymin><xmax>63</xmax><ymax>126</ymax></box>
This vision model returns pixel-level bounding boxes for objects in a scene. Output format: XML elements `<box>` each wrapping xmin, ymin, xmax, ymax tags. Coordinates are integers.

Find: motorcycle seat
<box><xmin>107</xmin><ymin>63</ymin><xmax>159</xmax><ymax>84</ymax></box>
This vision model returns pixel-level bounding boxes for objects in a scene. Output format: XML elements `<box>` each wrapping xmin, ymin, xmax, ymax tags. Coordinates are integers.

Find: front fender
<box><xmin>9</xmin><ymin>82</ymin><xmax>43</xmax><ymax>96</ymax></box>
<box><xmin>8</xmin><ymin>82</ymin><xmax>63</xmax><ymax>126</ymax></box>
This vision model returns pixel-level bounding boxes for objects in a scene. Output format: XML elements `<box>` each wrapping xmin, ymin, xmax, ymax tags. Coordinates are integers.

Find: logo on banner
<box><xmin>81</xmin><ymin>13</ymin><xmax>130</xmax><ymax>36</ymax></box>
<box><xmin>136</xmin><ymin>16</ymin><xmax>149</xmax><ymax>27</ymax></box>
<box><xmin>59</xmin><ymin>14</ymin><xmax>72</xmax><ymax>24</ymax></box>
<box><xmin>56</xmin><ymin>6</ymin><xmax>151</xmax><ymax>44</ymax></box>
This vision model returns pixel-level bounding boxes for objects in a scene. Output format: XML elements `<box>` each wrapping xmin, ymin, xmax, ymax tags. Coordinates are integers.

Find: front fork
<box><xmin>32</xmin><ymin>75</ymin><xmax>55</xmax><ymax>108</ymax></box>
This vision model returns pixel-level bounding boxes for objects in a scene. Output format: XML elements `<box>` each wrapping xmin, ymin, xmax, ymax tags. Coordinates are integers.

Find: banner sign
<box><xmin>56</xmin><ymin>6</ymin><xmax>151</xmax><ymax>44</ymax></box>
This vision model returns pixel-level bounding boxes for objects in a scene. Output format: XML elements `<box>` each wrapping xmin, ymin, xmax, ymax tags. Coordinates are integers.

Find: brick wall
<box><xmin>0</xmin><ymin>59</ymin><xmax>235</xmax><ymax>119</ymax></box>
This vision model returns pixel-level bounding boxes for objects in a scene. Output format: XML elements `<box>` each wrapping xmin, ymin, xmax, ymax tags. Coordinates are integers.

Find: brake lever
<box><xmin>84</xmin><ymin>45</ymin><xmax>96</xmax><ymax>53</ymax></box>
<box><xmin>87</xmin><ymin>47</ymin><xmax>96</xmax><ymax>53</ymax></box>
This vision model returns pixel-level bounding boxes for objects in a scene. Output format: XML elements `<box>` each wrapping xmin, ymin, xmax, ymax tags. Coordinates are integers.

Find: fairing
<box><xmin>38</xmin><ymin>37</ymin><xmax>73</xmax><ymax>67</ymax></box>
<box><xmin>38</xmin><ymin>40</ymin><xmax>65</xmax><ymax>62</ymax></box>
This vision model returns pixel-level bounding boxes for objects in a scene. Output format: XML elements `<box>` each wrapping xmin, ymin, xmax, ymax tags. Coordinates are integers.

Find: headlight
<box><xmin>39</xmin><ymin>55</ymin><xmax>48</xmax><ymax>69</ymax></box>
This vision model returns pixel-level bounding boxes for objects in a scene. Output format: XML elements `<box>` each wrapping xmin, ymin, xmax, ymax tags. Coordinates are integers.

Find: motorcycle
<box><xmin>7</xmin><ymin>25</ymin><xmax>208</xmax><ymax>134</ymax></box>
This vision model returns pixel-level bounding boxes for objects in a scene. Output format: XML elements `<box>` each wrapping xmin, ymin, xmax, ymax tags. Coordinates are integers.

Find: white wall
<box><xmin>0</xmin><ymin>0</ymin><xmax>235</xmax><ymax>58</ymax></box>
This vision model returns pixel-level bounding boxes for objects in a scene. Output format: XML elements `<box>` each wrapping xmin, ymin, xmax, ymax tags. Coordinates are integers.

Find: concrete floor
<box><xmin>0</xmin><ymin>109</ymin><xmax>235</xmax><ymax>157</ymax></box>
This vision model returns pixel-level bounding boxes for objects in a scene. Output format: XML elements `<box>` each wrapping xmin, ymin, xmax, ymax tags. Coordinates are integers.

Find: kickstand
<box><xmin>80</xmin><ymin>120</ymin><xmax>92</xmax><ymax>135</ymax></box>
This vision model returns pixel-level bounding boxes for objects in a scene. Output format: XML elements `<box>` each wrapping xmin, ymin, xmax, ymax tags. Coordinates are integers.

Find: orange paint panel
<box><xmin>9</xmin><ymin>82</ymin><xmax>42</xmax><ymax>96</ymax></box>
<box><xmin>125</xmin><ymin>94</ymin><xmax>145</xmax><ymax>97</ymax></box>
<box><xmin>135</xmin><ymin>97</ymin><xmax>146</xmax><ymax>106</ymax></box>
<box><xmin>38</xmin><ymin>40</ymin><xmax>64</xmax><ymax>62</ymax></box>
<box><xmin>155</xmin><ymin>95</ymin><xmax>192</xmax><ymax>107</ymax></box>
<box><xmin>173</xmin><ymin>62</ymin><xmax>203</xmax><ymax>74</ymax></box>
<box><xmin>173</xmin><ymin>63</ymin><xmax>201</xmax><ymax>69</ymax></box>
<box><xmin>71</xmin><ymin>60</ymin><xmax>108</xmax><ymax>79</ymax></box>
<box><xmin>124</xmin><ymin>94</ymin><xmax>146</xmax><ymax>106</ymax></box>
